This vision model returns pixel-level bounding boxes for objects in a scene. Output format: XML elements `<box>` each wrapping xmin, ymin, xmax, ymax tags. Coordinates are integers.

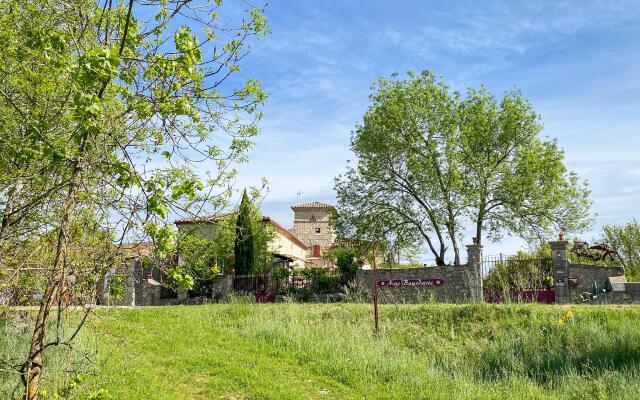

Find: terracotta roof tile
<box><xmin>174</xmin><ymin>214</ymin><xmax>228</xmax><ymax>225</ymax></box>
<box><xmin>290</xmin><ymin>201</ymin><xmax>335</xmax><ymax>210</ymax></box>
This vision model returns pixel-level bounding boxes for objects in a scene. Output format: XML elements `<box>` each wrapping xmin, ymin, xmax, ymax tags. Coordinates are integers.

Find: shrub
<box><xmin>302</xmin><ymin>269</ymin><xmax>341</xmax><ymax>293</ymax></box>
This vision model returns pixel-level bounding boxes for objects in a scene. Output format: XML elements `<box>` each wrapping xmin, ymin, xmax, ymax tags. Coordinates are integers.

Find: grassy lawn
<box><xmin>3</xmin><ymin>302</ymin><xmax>640</xmax><ymax>399</ymax></box>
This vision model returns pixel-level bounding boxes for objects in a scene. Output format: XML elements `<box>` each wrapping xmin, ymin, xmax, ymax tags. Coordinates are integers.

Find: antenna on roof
<box><xmin>296</xmin><ymin>190</ymin><xmax>306</xmax><ymax>202</ymax></box>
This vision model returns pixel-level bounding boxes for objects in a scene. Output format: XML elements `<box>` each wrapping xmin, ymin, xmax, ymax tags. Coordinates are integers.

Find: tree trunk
<box><xmin>475</xmin><ymin>212</ymin><xmax>484</xmax><ymax>247</ymax></box>
<box><xmin>23</xmin><ymin>4</ymin><xmax>133</xmax><ymax>397</ymax></box>
<box><xmin>23</xmin><ymin>137</ymin><xmax>86</xmax><ymax>399</ymax></box>
<box><xmin>446</xmin><ymin>222</ymin><xmax>460</xmax><ymax>266</ymax></box>
<box><xmin>437</xmin><ymin>240</ymin><xmax>446</xmax><ymax>266</ymax></box>
<box><xmin>23</xmin><ymin>180</ymin><xmax>78</xmax><ymax>400</ymax></box>
<box><xmin>0</xmin><ymin>179</ymin><xmax>20</xmax><ymax>242</ymax></box>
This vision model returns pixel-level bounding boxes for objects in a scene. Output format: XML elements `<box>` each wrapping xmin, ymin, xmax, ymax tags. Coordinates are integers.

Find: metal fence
<box><xmin>232</xmin><ymin>274</ymin><xmax>306</xmax><ymax>294</ymax></box>
<box><xmin>482</xmin><ymin>255</ymin><xmax>553</xmax><ymax>289</ymax></box>
<box><xmin>482</xmin><ymin>255</ymin><xmax>555</xmax><ymax>303</ymax></box>
<box><xmin>232</xmin><ymin>270</ymin><xmax>342</xmax><ymax>296</ymax></box>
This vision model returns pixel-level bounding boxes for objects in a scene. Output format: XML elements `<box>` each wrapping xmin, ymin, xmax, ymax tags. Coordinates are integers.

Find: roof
<box><xmin>290</xmin><ymin>201</ymin><xmax>335</xmax><ymax>210</ymax></box>
<box><xmin>174</xmin><ymin>214</ymin><xmax>229</xmax><ymax>225</ymax></box>
<box><xmin>117</xmin><ymin>242</ymin><xmax>156</xmax><ymax>259</ymax></box>
<box><xmin>174</xmin><ymin>214</ymin><xmax>309</xmax><ymax>251</ymax></box>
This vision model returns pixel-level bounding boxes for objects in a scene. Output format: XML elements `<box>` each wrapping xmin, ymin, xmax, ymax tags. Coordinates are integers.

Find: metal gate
<box><xmin>482</xmin><ymin>255</ymin><xmax>555</xmax><ymax>304</ymax></box>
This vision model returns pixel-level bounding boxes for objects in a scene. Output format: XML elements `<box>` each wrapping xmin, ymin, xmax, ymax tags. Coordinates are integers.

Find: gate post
<box><xmin>550</xmin><ymin>237</ymin><xmax>569</xmax><ymax>304</ymax></box>
<box><xmin>466</xmin><ymin>241</ymin><xmax>483</xmax><ymax>302</ymax></box>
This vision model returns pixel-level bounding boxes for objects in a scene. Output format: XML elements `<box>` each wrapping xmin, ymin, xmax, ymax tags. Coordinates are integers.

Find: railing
<box><xmin>232</xmin><ymin>270</ymin><xmax>341</xmax><ymax>296</ymax></box>
<box><xmin>482</xmin><ymin>255</ymin><xmax>553</xmax><ymax>290</ymax></box>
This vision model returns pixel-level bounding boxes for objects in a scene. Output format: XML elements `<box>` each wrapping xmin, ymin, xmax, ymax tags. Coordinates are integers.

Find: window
<box><xmin>315</xmin><ymin>227</ymin><xmax>321</xmax><ymax>234</ymax></box>
<box><xmin>312</xmin><ymin>245</ymin><xmax>321</xmax><ymax>258</ymax></box>
<box><xmin>310</xmin><ymin>215</ymin><xmax>316</xmax><ymax>222</ymax></box>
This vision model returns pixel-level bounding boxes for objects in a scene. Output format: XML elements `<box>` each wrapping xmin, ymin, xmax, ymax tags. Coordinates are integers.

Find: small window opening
<box><xmin>315</xmin><ymin>228</ymin><xmax>321</xmax><ymax>234</ymax></box>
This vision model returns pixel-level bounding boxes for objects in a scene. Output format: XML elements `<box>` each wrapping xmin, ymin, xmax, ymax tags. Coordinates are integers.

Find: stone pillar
<box><xmin>466</xmin><ymin>243</ymin><xmax>483</xmax><ymax>302</ymax></box>
<box><xmin>550</xmin><ymin>240</ymin><xmax>569</xmax><ymax>304</ymax></box>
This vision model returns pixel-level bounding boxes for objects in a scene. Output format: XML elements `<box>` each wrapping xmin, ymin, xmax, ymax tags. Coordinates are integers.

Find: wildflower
<box><xmin>556</xmin><ymin>308</ymin><xmax>574</xmax><ymax>327</ymax></box>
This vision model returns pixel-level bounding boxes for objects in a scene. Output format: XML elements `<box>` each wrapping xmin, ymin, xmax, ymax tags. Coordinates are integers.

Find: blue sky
<box><xmin>226</xmin><ymin>0</ymin><xmax>640</xmax><ymax>260</ymax></box>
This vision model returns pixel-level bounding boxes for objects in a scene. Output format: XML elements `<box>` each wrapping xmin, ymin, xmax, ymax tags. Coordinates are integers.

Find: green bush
<box><xmin>334</xmin><ymin>248</ymin><xmax>360</xmax><ymax>285</ymax></box>
<box><xmin>301</xmin><ymin>269</ymin><xmax>341</xmax><ymax>293</ymax></box>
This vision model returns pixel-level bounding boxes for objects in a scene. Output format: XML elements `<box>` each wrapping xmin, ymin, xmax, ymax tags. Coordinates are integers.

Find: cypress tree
<box><xmin>234</xmin><ymin>189</ymin><xmax>254</xmax><ymax>275</ymax></box>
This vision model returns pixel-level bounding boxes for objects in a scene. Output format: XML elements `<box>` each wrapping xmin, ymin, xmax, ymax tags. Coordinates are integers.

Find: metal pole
<box><xmin>373</xmin><ymin>245</ymin><xmax>379</xmax><ymax>335</ymax></box>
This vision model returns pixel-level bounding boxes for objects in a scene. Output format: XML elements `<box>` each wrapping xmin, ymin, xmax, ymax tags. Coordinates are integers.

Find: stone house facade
<box><xmin>175</xmin><ymin>201</ymin><xmax>337</xmax><ymax>270</ymax></box>
<box><xmin>288</xmin><ymin>202</ymin><xmax>337</xmax><ymax>268</ymax></box>
<box><xmin>263</xmin><ymin>217</ymin><xmax>310</xmax><ymax>269</ymax></box>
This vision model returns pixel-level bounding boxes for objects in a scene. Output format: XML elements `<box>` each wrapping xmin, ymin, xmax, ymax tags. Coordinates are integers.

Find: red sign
<box><xmin>378</xmin><ymin>279</ymin><xmax>444</xmax><ymax>287</ymax></box>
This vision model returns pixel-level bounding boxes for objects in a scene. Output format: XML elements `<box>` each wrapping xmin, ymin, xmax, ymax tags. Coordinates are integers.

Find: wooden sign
<box><xmin>378</xmin><ymin>279</ymin><xmax>444</xmax><ymax>287</ymax></box>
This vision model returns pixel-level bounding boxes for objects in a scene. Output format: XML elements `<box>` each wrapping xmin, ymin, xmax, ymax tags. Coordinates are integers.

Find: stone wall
<box><xmin>176</xmin><ymin>221</ymin><xmax>219</xmax><ymax>241</ymax></box>
<box><xmin>134</xmin><ymin>274</ymin><xmax>232</xmax><ymax>306</ymax></box>
<box><xmin>97</xmin><ymin>259</ymin><xmax>140</xmax><ymax>306</ymax></box>
<box><xmin>355</xmin><ymin>264</ymin><xmax>481</xmax><ymax>303</ymax></box>
<box><xmin>550</xmin><ymin>239</ymin><xmax>631</xmax><ymax>304</ymax></box>
<box><xmin>207</xmin><ymin>274</ymin><xmax>233</xmax><ymax>302</ymax></box>
<box><xmin>609</xmin><ymin>282</ymin><xmax>640</xmax><ymax>304</ymax></box>
<box><xmin>567</xmin><ymin>263</ymin><xmax>624</xmax><ymax>298</ymax></box>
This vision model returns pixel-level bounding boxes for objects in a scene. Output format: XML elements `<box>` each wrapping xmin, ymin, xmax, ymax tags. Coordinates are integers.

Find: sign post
<box><xmin>372</xmin><ymin>246</ymin><xmax>379</xmax><ymax>335</ymax></box>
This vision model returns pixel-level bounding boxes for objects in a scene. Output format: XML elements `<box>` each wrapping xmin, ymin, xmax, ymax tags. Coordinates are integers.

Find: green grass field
<box><xmin>3</xmin><ymin>302</ymin><xmax>640</xmax><ymax>399</ymax></box>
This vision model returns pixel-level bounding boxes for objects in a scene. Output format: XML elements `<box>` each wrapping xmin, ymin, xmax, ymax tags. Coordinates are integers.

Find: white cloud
<box><xmin>227</xmin><ymin>0</ymin><xmax>640</xmax><ymax>257</ymax></box>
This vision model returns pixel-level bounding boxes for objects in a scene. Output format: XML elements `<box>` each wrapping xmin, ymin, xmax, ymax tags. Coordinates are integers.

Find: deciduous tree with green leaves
<box><xmin>600</xmin><ymin>219</ymin><xmax>640</xmax><ymax>280</ymax></box>
<box><xmin>335</xmin><ymin>71</ymin><xmax>591</xmax><ymax>266</ymax></box>
<box><xmin>0</xmin><ymin>0</ymin><xmax>268</xmax><ymax>397</ymax></box>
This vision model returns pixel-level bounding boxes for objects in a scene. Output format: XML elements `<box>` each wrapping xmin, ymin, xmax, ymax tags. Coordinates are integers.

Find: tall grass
<box><xmin>0</xmin><ymin>309</ymin><xmax>99</xmax><ymax>399</ymax></box>
<box><xmin>2</xmin><ymin>304</ymin><xmax>640</xmax><ymax>399</ymax></box>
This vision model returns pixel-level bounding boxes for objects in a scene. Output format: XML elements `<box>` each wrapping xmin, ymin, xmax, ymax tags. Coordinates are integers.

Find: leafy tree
<box><xmin>234</xmin><ymin>189</ymin><xmax>255</xmax><ymax>275</ymax></box>
<box><xmin>179</xmin><ymin>193</ymin><xmax>274</xmax><ymax>284</ymax></box>
<box><xmin>600</xmin><ymin>219</ymin><xmax>640</xmax><ymax>281</ymax></box>
<box><xmin>325</xmin><ymin>247</ymin><xmax>360</xmax><ymax>285</ymax></box>
<box><xmin>178</xmin><ymin>235</ymin><xmax>222</xmax><ymax>296</ymax></box>
<box><xmin>0</xmin><ymin>0</ymin><xmax>269</xmax><ymax>397</ymax></box>
<box><xmin>457</xmin><ymin>87</ymin><xmax>592</xmax><ymax>247</ymax></box>
<box><xmin>335</xmin><ymin>71</ymin><xmax>591</xmax><ymax>265</ymax></box>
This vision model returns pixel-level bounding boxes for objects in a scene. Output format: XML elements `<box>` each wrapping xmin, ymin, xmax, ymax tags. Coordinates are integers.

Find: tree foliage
<box><xmin>600</xmin><ymin>219</ymin><xmax>640</xmax><ymax>281</ymax></box>
<box><xmin>180</xmin><ymin>191</ymin><xmax>274</xmax><ymax>285</ymax></box>
<box><xmin>334</xmin><ymin>71</ymin><xmax>592</xmax><ymax>265</ymax></box>
<box><xmin>324</xmin><ymin>247</ymin><xmax>360</xmax><ymax>286</ymax></box>
<box><xmin>234</xmin><ymin>190</ymin><xmax>255</xmax><ymax>275</ymax></box>
<box><xmin>0</xmin><ymin>0</ymin><xmax>268</xmax><ymax>396</ymax></box>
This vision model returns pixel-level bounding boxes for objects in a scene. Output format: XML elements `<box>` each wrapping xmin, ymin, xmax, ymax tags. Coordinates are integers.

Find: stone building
<box><xmin>289</xmin><ymin>202</ymin><xmax>336</xmax><ymax>268</ymax></box>
<box><xmin>174</xmin><ymin>201</ymin><xmax>337</xmax><ymax>270</ymax></box>
<box><xmin>96</xmin><ymin>242</ymin><xmax>181</xmax><ymax>306</ymax></box>
<box><xmin>174</xmin><ymin>212</ymin><xmax>317</xmax><ymax>270</ymax></box>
